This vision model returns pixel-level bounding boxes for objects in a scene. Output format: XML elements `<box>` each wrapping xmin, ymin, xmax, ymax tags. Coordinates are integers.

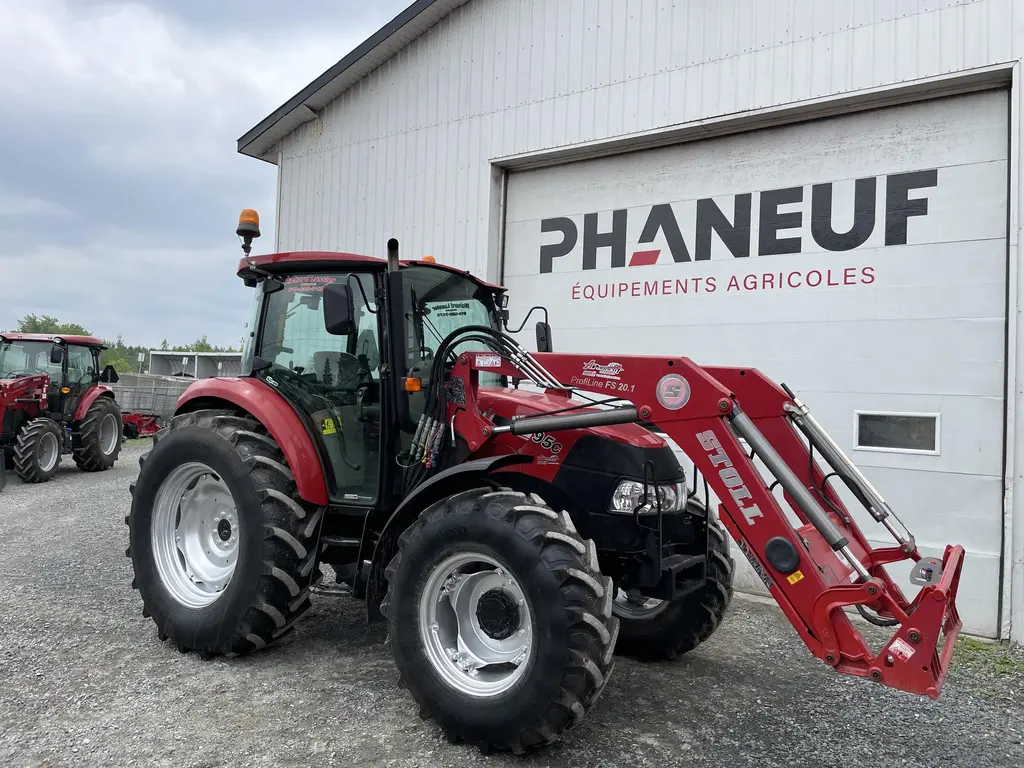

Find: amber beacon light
<box><xmin>237</xmin><ymin>209</ymin><xmax>261</xmax><ymax>256</ymax></box>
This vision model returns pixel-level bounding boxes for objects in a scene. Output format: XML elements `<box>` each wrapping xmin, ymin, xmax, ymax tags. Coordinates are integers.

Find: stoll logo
<box><xmin>537</xmin><ymin>169</ymin><xmax>938</xmax><ymax>273</ymax></box>
<box><xmin>656</xmin><ymin>374</ymin><xmax>690</xmax><ymax>411</ymax></box>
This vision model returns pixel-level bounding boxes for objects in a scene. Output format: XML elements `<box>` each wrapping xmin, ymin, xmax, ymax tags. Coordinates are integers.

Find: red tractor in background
<box><xmin>0</xmin><ymin>333</ymin><xmax>124</xmax><ymax>486</ymax></box>
<box><xmin>125</xmin><ymin>211</ymin><xmax>964</xmax><ymax>756</ymax></box>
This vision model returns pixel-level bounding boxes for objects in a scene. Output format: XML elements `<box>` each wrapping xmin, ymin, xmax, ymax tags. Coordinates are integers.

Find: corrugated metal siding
<box><xmin>276</xmin><ymin>0</ymin><xmax>1020</xmax><ymax>273</ymax></box>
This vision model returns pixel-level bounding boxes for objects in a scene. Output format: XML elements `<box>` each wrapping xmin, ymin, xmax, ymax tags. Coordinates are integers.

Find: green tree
<box><xmin>1</xmin><ymin>313</ymin><xmax>239</xmax><ymax>369</ymax></box>
<box><xmin>168</xmin><ymin>335</ymin><xmax>240</xmax><ymax>353</ymax></box>
<box><xmin>13</xmin><ymin>313</ymin><xmax>91</xmax><ymax>335</ymax></box>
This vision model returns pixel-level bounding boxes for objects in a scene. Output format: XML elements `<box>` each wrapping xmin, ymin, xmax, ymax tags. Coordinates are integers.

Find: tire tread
<box><xmin>12</xmin><ymin>417</ymin><xmax>63</xmax><ymax>483</ymax></box>
<box><xmin>72</xmin><ymin>396</ymin><xmax>122</xmax><ymax>472</ymax></box>
<box><xmin>126</xmin><ymin>408</ymin><xmax>325</xmax><ymax>658</ymax></box>
<box><xmin>382</xmin><ymin>487</ymin><xmax>618</xmax><ymax>754</ymax></box>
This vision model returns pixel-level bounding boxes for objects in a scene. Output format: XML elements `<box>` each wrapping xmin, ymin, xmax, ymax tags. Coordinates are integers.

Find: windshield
<box><xmin>0</xmin><ymin>340</ymin><xmax>61</xmax><ymax>380</ymax></box>
<box><xmin>400</xmin><ymin>264</ymin><xmax>503</xmax><ymax>385</ymax></box>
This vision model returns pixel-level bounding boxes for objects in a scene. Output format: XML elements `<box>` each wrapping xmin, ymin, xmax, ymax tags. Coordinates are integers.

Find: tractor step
<box><xmin>643</xmin><ymin>553</ymin><xmax>706</xmax><ymax>602</ymax></box>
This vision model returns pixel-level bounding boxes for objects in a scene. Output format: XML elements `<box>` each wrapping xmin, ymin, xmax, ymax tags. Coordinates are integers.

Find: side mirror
<box><xmin>50</xmin><ymin>345</ymin><xmax>64</xmax><ymax>365</ymax></box>
<box><xmin>323</xmin><ymin>282</ymin><xmax>355</xmax><ymax>336</ymax></box>
<box><xmin>535</xmin><ymin>321</ymin><xmax>553</xmax><ymax>353</ymax></box>
<box><xmin>99</xmin><ymin>365</ymin><xmax>120</xmax><ymax>384</ymax></box>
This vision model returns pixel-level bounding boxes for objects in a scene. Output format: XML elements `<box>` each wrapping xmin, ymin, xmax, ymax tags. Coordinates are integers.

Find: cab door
<box><xmin>256</xmin><ymin>271</ymin><xmax>384</xmax><ymax>504</ymax></box>
<box><xmin>64</xmin><ymin>345</ymin><xmax>97</xmax><ymax>421</ymax></box>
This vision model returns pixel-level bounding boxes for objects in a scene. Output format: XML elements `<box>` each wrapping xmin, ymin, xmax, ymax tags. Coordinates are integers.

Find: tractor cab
<box><xmin>0</xmin><ymin>333</ymin><xmax>123</xmax><ymax>484</ymax></box>
<box><xmin>231</xmin><ymin>211</ymin><xmax>537</xmax><ymax>509</ymax></box>
<box><xmin>0</xmin><ymin>334</ymin><xmax>119</xmax><ymax>419</ymax></box>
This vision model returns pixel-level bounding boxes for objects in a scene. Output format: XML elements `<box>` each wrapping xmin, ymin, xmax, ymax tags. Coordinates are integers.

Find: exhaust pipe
<box><xmin>387</xmin><ymin>238</ymin><xmax>400</xmax><ymax>272</ymax></box>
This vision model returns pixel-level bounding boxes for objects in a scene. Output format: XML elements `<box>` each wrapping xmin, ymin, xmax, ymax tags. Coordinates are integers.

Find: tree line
<box><xmin>3</xmin><ymin>314</ymin><xmax>241</xmax><ymax>373</ymax></box>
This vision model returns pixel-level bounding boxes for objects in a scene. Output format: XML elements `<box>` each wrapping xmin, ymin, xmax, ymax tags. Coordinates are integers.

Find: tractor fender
<box><xmin>175</xmin><ymin>378</ymin><xmax>329</xmax><ymax>505</ymax></box>
<box><xmin>73</xmin><ymin>385</ymin><xmax>114</xmax><ymax>421</ymax></box>
<box><xmin>364</xmin><ymin>452</ymin><xmax>532</xmax><ymax>622</ymax></box>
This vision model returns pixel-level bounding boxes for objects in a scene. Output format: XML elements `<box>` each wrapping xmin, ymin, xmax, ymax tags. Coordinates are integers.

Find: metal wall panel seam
<box><xmin>1008</xmin><ymin>54</ymin><xmax>1024</xmax><ymax>644</ymax></box>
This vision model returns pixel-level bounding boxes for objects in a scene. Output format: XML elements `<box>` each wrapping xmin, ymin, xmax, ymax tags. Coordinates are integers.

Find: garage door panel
<box><xmin>541</xmin><ymin>317</ymin><xmax>1005</xmax><ymax>368</ymax></box>
<box><xmin>505</xmin><ymin>92</ymin><xmax>1008</xmax><ymax>228</ymax></box>
<box><xmin>825</xmin><ymin>467</ymin><xmax>1004</xmax><ymax>555</ymax></box>
<box><xmin>507</xmin><ymin>158</ymin><xmax>1007</xmax><ymax>265</ymax></box>
<box><xmin>504</xmin><ymin>272</ymin><xmax>1006</xmax><ymax>331</ymax></box>
<box><xmin>536</xmin><ymin>322</ymin><xmax>1004</xmax><ymax>398</ymax></box>
<box><xmin>804</xmin><ymin>394</ymin><xmax>1004</xmax><ymax>476</ymax></box>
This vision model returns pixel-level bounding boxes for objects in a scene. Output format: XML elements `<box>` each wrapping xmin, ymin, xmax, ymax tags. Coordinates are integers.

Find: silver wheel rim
<box><xmin>418</xmin><ymin>551</ymin><xmax>533</xmax><ymax>698</ymax></box>
<box><xmin>612</xmin><ymin>587</ymin><xmax>669</xmax><ymax>620</ymax></box>
<box><xmin>151</xmin><ymin>462</ymin><xmax>239</xmax><ymax>608</ymax></box>
<box><xmin>37</xmin><ymin>432</ymin><xmax>59</xmax><ymax>473</ymax></box>
<box><xmin>99</xmin><ymin>413</ymin><xmax>119</xmax><ymax>455</ymax></box>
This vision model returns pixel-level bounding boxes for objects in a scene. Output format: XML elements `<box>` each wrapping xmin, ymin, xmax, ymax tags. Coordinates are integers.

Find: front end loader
<box><xmin>124</xmin><ymin>211</ymin><xmax>963</xmax><ymax>755</ymax></box>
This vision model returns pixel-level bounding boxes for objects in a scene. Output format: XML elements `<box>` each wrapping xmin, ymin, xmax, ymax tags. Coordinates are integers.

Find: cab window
<box><xmin>67</xmin><ymin>345</ymin><xmax>95</xmax><ymax>385</ymax></box>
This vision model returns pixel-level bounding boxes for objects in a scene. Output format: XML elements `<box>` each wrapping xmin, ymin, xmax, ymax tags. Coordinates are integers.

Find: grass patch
<box><xmin>952</xmin><ymin>636</ymin><xmax>1024</xmax><ymax>677</ymax></box>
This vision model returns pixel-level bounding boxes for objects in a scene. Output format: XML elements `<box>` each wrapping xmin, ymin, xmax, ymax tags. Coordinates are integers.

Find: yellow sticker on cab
<box><xmin>322</xmin><ymin>417</ymin><xmax>337</xmax><ymax>435</ymax></box>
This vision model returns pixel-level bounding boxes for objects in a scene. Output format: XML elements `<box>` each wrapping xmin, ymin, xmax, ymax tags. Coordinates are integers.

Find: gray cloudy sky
<box><xmin>0</xmin><ymin>0</ymin><xmax>410</xmax><ymax>348</ymax></box>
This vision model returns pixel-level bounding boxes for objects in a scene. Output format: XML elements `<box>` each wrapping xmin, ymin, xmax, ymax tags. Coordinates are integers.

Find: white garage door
<box><xmin>501</xmin><ymin>89</ymin><xmax>1009</xmax><ymax>638</ymax></box>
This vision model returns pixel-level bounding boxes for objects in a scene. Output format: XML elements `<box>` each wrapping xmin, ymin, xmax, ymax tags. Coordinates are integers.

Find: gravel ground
<box><xmin>1</xmin><ymin>441</ymin><xmax>1022</xmax><ymax>768</ymax></box>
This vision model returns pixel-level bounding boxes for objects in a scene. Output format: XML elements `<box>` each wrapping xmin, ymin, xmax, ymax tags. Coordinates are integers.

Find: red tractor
<box><xmin>125</xmin><ymin>211</ymin><xmax>964</xmax><ymax>755</ymax></box>
<box><xmin>0</xmin><ymin>333</ymin><xmax>124</xmax><ymax>486</ymax></box>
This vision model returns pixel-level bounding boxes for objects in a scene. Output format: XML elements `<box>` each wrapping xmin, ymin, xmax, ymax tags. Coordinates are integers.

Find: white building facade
<box><xmin>239</xmin><ymin>0</ymin><xmax>1024</xmax><ymax>643</ymax></box>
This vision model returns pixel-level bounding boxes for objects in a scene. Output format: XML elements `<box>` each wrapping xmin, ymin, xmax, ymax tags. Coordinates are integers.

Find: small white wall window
<box><xmin>853</xmin><ymin>411</ymin><xmax>940</xmax><ymax>455</ymax></box>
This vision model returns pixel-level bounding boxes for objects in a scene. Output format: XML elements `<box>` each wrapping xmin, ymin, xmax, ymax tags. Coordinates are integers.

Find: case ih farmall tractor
<box><xmin>125</xmin><ymin>210</ymin><xmax>964</xmax><ymax>755</ymax></box>
<box><xmin>0</xmin><ymin>333</ymin><xmax>123</xmax><ymax>488</ymax></box>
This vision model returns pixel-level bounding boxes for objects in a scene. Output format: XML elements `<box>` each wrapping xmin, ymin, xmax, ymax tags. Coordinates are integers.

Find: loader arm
<box><xmin>445</xmin><ymin>349</ymin><xmax>963</xmax><ymax>699</ymax></box>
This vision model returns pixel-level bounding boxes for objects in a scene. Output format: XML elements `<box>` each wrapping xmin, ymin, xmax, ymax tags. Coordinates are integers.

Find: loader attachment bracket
<box><xmin>910</xmin><ymin>556</ymin><xmax>944</xmax><ymax>586</ymax></box>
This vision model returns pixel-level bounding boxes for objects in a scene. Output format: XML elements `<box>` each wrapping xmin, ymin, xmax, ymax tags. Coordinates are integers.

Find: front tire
<box><xmin>126</xmin><ymin>408</ymin><xmax>325</xmax><ymax>657</ymax></box>
<box><xmin>612</xmin><ymin>510</ymin><xmax>734</xmax><ymax>661</ymax></box>
<box><xmin>13</xmin><ymin>417</ymin><xmax>63</xmax><ymax>483</ymax></box>
<box><xmin>72</xmin><ymin>396</ymin><xmax>123</xmax><ymax>472</ymax></box>
<box><xmin>382</xmin><ymin>487</ymin><xmax>618</xmax><ymax>754</ymax></box>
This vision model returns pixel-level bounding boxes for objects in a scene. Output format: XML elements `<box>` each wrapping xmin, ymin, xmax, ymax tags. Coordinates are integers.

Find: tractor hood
<box><xmin>0</xmin><ymin>374</ymin><xmax>50</xmax><ymax>403</ymax></box>
<box><xmin>0</xmin><ymin>374</ymin><xmax>49</xmax><ymax>388</ymax></box>
<box><xmin>476</xmin><ymin>387</ymin><xmax>669</xmax><ymax>450</ymax></box>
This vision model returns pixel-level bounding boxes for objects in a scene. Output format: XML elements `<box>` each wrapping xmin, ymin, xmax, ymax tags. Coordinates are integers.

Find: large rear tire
<box><xmin>72</xmin><ymin>395</ymin><xmax>123</xmax><ymax>472</ymax></box>
<box><xmin>611</xmin><ymin>509</ymin><xmax>734</xmax><ymax>661</ymax></box>
<box><xmin>13</xmin><ymin>417</ymin><xmax>63</xmax><ymax>484</ymax></box>
<box><xmin>382</xmin><ymin>487</ymin><xmax>618</xmax><ymax>754</ymax></box>
<box><xmin>126</xmin><ymin>408</ymin><xmax>325</xmax><ymax>657</ymax></box>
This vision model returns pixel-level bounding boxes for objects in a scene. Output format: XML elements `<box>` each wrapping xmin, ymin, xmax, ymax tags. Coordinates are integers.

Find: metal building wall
<box><xmin>275</xmin><ymin>0</ymin><xmax>1019</xmax><ymax>275</ymax></box>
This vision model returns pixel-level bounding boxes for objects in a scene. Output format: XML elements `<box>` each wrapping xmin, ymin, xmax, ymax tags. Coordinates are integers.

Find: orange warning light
<box><xmin>237</xmin><ymin>208</ymin><xmax>261</xmax><ymax>238</ymax></box>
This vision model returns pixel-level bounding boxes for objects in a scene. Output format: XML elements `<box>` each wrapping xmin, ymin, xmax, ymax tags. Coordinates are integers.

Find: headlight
<box><xmin>608</xmin><ymin>479</ymin><xmax>688</xmax><ymax>514</ymax></box>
